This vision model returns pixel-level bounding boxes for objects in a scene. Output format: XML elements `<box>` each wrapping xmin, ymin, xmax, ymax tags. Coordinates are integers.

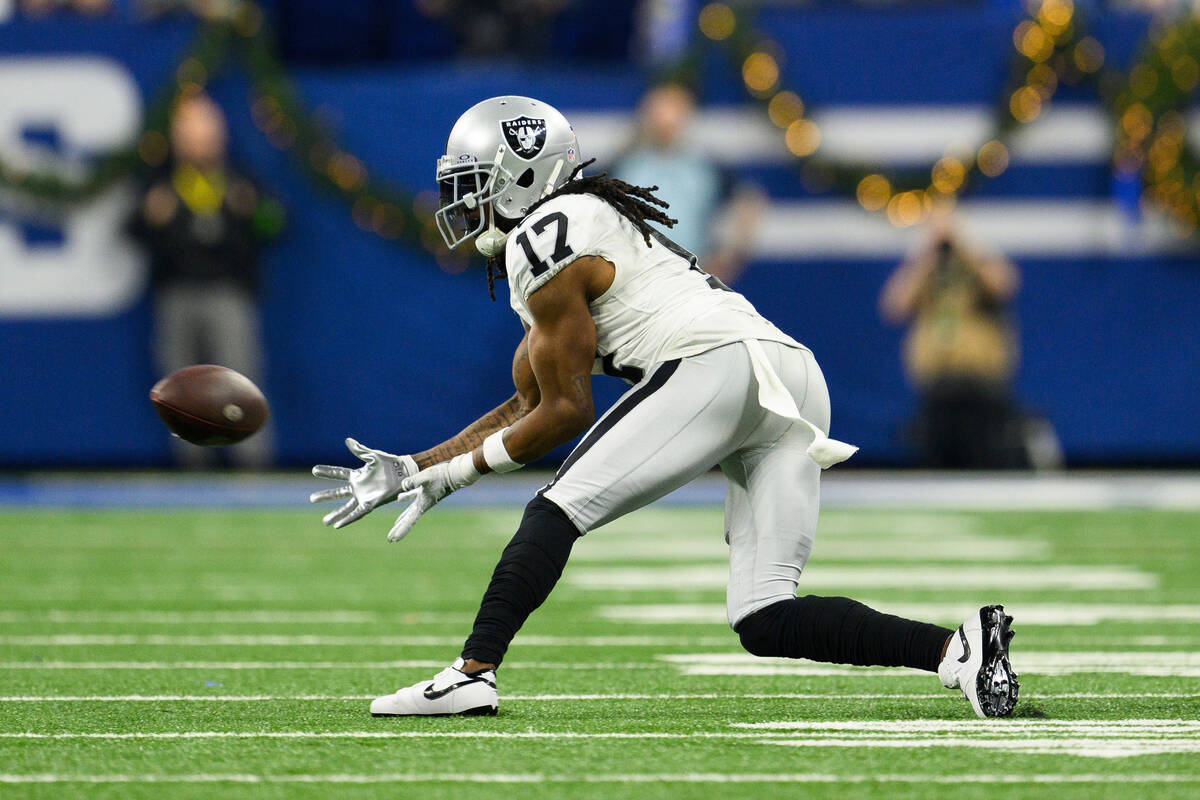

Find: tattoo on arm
<box><xmin>571</xmin><ymin>375</ymin><xmax>593</xmax><ymax>416</ymax></box>
<box><xmin>412</xmin><ymin>394</ymin><xmax>529</xmax><ymax>469</ymax></box>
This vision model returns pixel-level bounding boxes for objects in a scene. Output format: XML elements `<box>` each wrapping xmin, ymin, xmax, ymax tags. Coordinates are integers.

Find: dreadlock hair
<box><xmin>484</xmin><ymin>158</ymin><xmax>678</xmax><ymax>301</ymax></box>
<box><xmin>485</xmin><ymin>251</ymin><xmax>505</xmax><ymax>303</ymax></box>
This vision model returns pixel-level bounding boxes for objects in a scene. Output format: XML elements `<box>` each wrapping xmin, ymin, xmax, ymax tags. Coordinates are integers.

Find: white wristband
<box><xmin>446</xmin><ymin>452</ymin><xmax>482</xmax><ymax>490</ymax></box>
<box><xmin>482</xmin><ymin>428</ymin><xmax>523</xmax><ymax>473</ymax></box>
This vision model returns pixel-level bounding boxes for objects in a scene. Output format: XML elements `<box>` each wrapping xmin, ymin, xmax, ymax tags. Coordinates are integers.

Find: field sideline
<box><xmin>2</xmin><ymin>474</ymin><xmax>1199</xmax><ymax>798</ymax></box>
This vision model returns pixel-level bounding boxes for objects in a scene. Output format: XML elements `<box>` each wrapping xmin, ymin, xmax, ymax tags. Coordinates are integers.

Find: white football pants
<box><xmin>542</xmin><ymin>340</ymin><xmax>830</xmax><ymax>627</ymax></box>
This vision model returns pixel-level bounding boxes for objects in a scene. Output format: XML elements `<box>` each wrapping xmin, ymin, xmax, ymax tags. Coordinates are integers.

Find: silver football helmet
<box><xmin>435</xmin><ymin>96</ymin><xmax>582</xmax><ymax>256</ymax></box>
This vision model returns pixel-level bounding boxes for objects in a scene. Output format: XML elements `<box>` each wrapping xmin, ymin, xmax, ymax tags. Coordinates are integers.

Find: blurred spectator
<box><xmin>138</xmin><ymin>0</ymin><xmax>249</xmax><ymax>22</ymax></box>
<box><xmin>1109</xmin><ymin>0</ymin><xmax>1195</xmax><ymax>16</ymax></box>
<box><xmin>19</xmin><ymin>0</ymin><xmax>111</xmax><ymax>16</ymax></box>
<box><xmin>634</xmin><ymin>0</ymin><xmax>692</xmax><ymax>64</ymax></box>
<box><xmin>879</xmin><ymin>217</ymin><xmax>1032</xmax><ymax>469</ymax></box>
<box><xmin>611</xmin><ymin>83</ymin><xmax>765</xmax><ymax>285</ymax></box>
<box><xmin>130</xmin><ymin>91</ymin><xmax>275</xmax><ymax>469</ymax></box>
<box><xmin>418</xmin><ymin>0</ymin><xmax>568</xmax><ymax>58</ymax></box>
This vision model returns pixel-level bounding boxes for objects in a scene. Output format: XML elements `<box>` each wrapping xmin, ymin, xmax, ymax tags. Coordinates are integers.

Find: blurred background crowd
<box><xmin>1</xmin><ymin>0</ymin><xmax>1197</xmax><ymax>470</ymax></box>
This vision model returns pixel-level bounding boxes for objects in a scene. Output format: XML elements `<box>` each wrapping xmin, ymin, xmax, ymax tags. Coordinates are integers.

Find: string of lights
<box><xmin>1114</xmin><ymin>15</ymin><xmax>1200</xmax><ymax>233</ymax></box>
<box><xmin>697</xmin><ymin>0</ymin><xmax>1107</xmax><ymax>228</ymax></box>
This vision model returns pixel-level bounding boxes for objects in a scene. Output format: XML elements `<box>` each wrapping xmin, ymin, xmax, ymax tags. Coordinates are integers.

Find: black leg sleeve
<box><xmin>461</xmin><ymin>496</ymin><xmax>582</xmax><ymax>667</ymax></box>
<box><xmin>735</xmin><ymin>595</ymin><xmax>953</xmax><ymax>673</ymax></box>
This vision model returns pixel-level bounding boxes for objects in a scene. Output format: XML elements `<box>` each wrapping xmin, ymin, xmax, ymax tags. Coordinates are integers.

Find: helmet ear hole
<box><xmin>516</xmin><ymin>168</ymin><xmax>535</xmax><ymax>188</ymax></box>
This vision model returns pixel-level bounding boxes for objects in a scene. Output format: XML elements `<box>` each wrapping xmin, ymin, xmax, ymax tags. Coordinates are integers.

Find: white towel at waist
<box><xmin>742</xmin><ymin>338</ymin><xmax>858</xmax><ymax>469</ymax></box>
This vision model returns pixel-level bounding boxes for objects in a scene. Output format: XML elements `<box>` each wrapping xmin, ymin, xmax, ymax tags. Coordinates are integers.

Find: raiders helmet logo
<box><xmin>501</xmin><ymin>116</ymin><xmax>547</xmax><ymax>160</ymax></box>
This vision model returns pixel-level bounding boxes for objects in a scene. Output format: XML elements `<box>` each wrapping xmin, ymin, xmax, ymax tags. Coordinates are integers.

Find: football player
<box><xmin>311</xmin><ymin>96</ymin><xmax>1018</xmax><ymax>718</ymax></box>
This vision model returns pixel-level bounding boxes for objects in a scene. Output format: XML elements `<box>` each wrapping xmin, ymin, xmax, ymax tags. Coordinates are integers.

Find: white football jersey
<box><xmin>505</xmin><ymin>193</ymin><xmax>804</xmax><ymax>382</ymax></box>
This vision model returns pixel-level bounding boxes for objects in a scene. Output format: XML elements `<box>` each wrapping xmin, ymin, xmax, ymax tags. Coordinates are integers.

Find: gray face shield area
<box><xmin>435</xmin><ymin>158</ymin><xmax>500</xmax><ymax>249</ymax></box>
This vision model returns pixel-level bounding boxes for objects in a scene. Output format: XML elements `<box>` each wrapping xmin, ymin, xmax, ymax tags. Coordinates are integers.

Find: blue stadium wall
<box><xmin>1</xmin><ymin>8</ymin><xmax>1198</xmax><ymax>467</ymax></box>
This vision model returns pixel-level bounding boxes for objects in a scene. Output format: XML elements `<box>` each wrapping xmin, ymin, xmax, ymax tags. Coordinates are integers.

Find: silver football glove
<box><xmin>310</xmin><ymin>438</ymin><xmax>418</xmax><ymax>529</ymax></box>
<box><xmin>385</xmin><ymin>454</ymin><xmax>481</xmax><ymax>542</ymax></box>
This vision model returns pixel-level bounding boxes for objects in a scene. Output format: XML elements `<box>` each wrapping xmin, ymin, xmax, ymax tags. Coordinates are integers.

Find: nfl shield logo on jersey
<box><xmin>501</xmin><ymin>116</ymin><xmax>547</xmax><ymax>160</ymax></box>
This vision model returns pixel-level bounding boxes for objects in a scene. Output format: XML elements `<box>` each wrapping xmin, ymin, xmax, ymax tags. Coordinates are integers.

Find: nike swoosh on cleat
<box><xmin>422</xmin><ymin>676</ymin><xmax>491</xmax><ymax>701</ymax></box>
<box><xmin>956</xmin><ymin>625</ymin><xmax>971</xmax><ymax>664</ymax></box>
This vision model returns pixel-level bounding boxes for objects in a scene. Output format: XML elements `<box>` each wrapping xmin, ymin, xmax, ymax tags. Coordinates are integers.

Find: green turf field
<box><xmin>2</xmin><ymin>503</ymin><xmax>1199</xmax><ymax>798</ymax></box>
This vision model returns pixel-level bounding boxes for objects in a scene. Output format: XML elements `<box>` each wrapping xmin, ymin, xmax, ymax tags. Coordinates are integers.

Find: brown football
<box><xmin>149</xmin><ymin>365</ymin><xmax>269</xmax><ymax>446</ymax></box>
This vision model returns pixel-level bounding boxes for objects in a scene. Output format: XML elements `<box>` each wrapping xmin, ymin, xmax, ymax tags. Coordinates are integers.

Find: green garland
<box><xmin>0</xmin><ymin>19</ymin><xmax>227</xmax><ymax>202</ymax></box>
<box><xmin>0</xmin><ymin>0</ymin><xmax>1197</xmax><ymax>251</ymax></box>
<box><xmin>0</xmin><ymin>1</ymin><xmax>463</xmax><ymax>267</ymax></box>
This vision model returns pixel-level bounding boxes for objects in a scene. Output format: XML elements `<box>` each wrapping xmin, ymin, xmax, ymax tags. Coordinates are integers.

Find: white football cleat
<box><xmin>370</xmin><ymin>658</ymin><xmax>498</xmax><ymax>717</ymax></box>
<box><xmin>938</xmin><ymin>605</ymin><xmax>1019</xmax><ymax>718</ymax></box>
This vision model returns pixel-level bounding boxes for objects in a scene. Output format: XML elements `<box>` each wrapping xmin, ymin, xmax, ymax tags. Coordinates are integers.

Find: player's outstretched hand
<box><xmin>386</xmin><ymin>455</ymin><xmax>480</xmax><ymax>542</ymax></box>
<box><xmin>310</xmin><ymin>438</ymin><xmax>418</xmax><ymax>530</ymax></box>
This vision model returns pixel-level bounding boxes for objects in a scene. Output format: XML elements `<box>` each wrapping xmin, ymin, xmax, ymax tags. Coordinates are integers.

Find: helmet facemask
<box><xmin>434</xmin><ymin>146</ymin><xmax>514</xmax><ymax>250</ymax></box>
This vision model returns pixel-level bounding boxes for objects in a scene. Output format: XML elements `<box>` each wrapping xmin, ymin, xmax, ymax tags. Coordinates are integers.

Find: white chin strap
<box><xmin>475</xmin><ymin>216</ymin><xmax>508</xmax><ymax>258</ymax></box>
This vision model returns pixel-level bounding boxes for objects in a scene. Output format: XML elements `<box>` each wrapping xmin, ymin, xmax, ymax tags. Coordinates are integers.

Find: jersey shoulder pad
<box><xmin>505</xmin><ymin>194</ymin><xmax>615</xmax><ymax>302</ymax></box>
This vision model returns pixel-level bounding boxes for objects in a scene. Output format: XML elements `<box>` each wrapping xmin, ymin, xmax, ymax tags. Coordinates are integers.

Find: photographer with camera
<box><xmin>879</xmin><ymin>217</ymin><xmax>1031</xmax><ymax>469</ymax></box>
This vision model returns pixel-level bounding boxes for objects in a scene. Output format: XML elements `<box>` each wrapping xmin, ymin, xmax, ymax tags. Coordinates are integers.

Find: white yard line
<box><xmin>6</xmin><ymin>721</ymin><xmax>1198</xmax><ymax>742</ymax></box>
<box><xmin>598</xmin><ymin>601</ymin><xmax>1200</xmax><ymax>627</ymax></box>
<box><xmin>569</xmin><ymin>565</ymin><xmax>1156</xmax><ymax>591</ymax></box>
<box><xmin>9</xmin><ymin>725</ymin><xmax>1199</xmax><ymax>760</ymax></box>
<box><xmin>733</xmin><ymin>719</ymin><xmax>1200</xmax><ymax>732</ymax></box>
<box><xmin>0</xmin><ymin>610</ymin><xmax>472</xmax><ymax>624</ymax></box>
<box><xmin>0</xmin><ymin>695</ymin><xmax>381</xmax><ymax>702</ymax></box>
<box><xmin>0</xmin><ymin>773</ymin><xmax>1197</xmax><ymax>785</ymax></box>
<box><xmin>0</xmin><ymin>634</ymin><xmax>737</xmax><ymax>647</ymax></box>
<box><xmin>1</xmin><ymin>772</ymin><xmax>1198</xmax><ymax>785</ymax></box>
<box><xmin>736</xmin><ymin>719</ymin><xmax>1200</xmax><ymax>759</ymax></box>
<box><xmin>662</xmin><ymin>651</ymin><xmax>1200</xmax><ymax>677</ymax></box>
<box><xmin>0</xmin><ymin>660</ymin><xmax>651</xmax><ymax>670</ymax></box>
<box><xmin>6</xmin><ymin>721</ymin><xmax>1200</xmax><ymax>761</ymax></box>
<box><xmin>760</xmin><ymin>737</ymin><xmax>1200</xmax><ymax>758</ymax></box>
<box><xmin>0</xmin><ymin>732</ymin><xmax>855</xmax><ymax>740</ymax></box>
<box><xmin>0</xmin><ymin>692</ymin><xmax>1195</xmax><ymax>702</ymax></box>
